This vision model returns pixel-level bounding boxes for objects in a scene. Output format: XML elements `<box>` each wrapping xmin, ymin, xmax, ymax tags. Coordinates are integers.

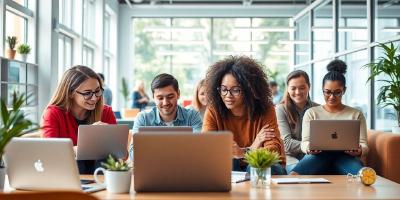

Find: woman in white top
<box><xmin>290</xmin><ymin>59</ymin><xmax>368</xmax><ymax>175</ymax></box>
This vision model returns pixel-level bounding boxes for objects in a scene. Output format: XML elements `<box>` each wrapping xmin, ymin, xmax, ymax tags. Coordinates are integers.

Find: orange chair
<box><xmin>0</xmin><ymin>191</ymin><xmax>99</xmax><ymax>200</ymax></box>
<box><xmin>123</xmin><ymin>108</ymin><xmax>140</xmax><ymax>118</ymax></box>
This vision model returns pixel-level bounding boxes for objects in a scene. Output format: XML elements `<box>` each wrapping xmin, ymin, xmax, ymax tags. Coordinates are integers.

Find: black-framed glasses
<box><xmin>217</xmin><ymin>86</ymin><xmax>242</xmax><ymax>96</ymax></box>
<box><xmin>323</xmin><ymin>89</ymin><xmax>343</xmax><ymax>97</ymax></box>
<box><xmin>76</xmin><ymin>89</ymin><xmax>103</xmax><ymax>100</ymax></box>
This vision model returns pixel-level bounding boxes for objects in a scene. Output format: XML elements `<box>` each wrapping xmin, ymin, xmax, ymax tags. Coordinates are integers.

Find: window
<box><xmin>59</xmin><ymin>0</ymin><xmax>73</xmax><ymax>28</ymax></box>
<box><xmin>58</xmin><ymin>34</ymin><xmax>73</xmax><ymax>80</ymax></box>
<box><xmin>83</xmin><ymin>0</ymin><xmax>95</xmax><ymax>39</ymax></box>
<box><xmin>133</xmin><ymin>17</ymin><xmax>292</xmax><ymax>99</ymax></box>
<box><xmin>104</xmin><ymin>12</ymin><xmax>111</xmax><ymax>51</ymax></box>
<box><xmin>83</xmin><ymin>45</ymin><xmax>94</xmax><ymax>68</ymax></box>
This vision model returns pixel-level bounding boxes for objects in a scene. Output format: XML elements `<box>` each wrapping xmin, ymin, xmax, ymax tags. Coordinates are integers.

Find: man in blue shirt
<box><xmin>132</xmin><ymin>73</ymin><xmax>202</xmax><ymax>133</ymax></box>
<box><xmin>129</xmin><ymin>73</ymin><xmax>202</xmax><ymax>159</ymax></box>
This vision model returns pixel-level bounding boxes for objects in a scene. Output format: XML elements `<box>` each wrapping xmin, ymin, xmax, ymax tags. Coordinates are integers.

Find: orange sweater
<box><xmin>202</xmin><ymin>106</ymin><xmax>286</xmax><ymax>166</ymax></box>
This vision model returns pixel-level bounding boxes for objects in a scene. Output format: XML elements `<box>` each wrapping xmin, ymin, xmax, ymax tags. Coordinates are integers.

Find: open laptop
<box><xmin>309</xmin><ymin>120</ymin><xmax>360</xmax><ymax>151</ymax></box>
<box><xmin>133</xmin><ymin>132</ymin><xmax>232</xmax><ymax>192</ymax></box>
<box><xmin>77</xmin><ymin>124</ymin><xmax>129</xmax><ymax>160</ymax></box>
<box><xmin>4</xmin><ymin>138</ymin><xmax>105</xmax><ymax>193</ymax></box>
<box><xmin>138</xmin><ymin>126</ymin><xmax>193</xmax><ymax>133</ymax></box>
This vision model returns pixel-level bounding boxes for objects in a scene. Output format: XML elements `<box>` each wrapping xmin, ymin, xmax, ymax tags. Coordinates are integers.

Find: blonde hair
<box><xmin>48</xmin><ymin>65</ymin><xmax>104</xmax><ymax>123</ymax></box>
<box><xmin>192</xmin><ymin>79</ymin><xmax>206</xmax><ymax>111</ymax></box>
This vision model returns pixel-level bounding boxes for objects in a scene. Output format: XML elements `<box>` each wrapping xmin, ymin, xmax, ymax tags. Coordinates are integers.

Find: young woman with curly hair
<box><xmin>202</xmin><ymin>56</ymin><xmax>286</xmax><ymax>175</ymax></box>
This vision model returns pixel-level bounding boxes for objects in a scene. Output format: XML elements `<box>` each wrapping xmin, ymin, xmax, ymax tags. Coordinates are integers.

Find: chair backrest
<box><xmin>0</xmin><ymin>191</ymin><xmax>99</xmax><ymax>200</ymax></box>
<box><xmin>123</xmin><ymin>108</ymin><xmax>140</xmax><ymax>118</ymax></box>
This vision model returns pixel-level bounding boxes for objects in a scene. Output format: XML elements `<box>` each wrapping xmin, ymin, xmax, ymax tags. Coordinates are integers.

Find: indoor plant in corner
<box><xmin>364</xmin><ymin>42</ymin><xmax>400</xmax><ymax>133</ymax></box>
<box><xmin>244</xmin><ymin>148</ymin><xmax>280</xmax><ymax>188</ymax></box>
<box><xmin>6</xmin><ymin>36</ymin><xmax>18</xmax><ymax>60</ymax></box>
<box><xmin>94</xmin><ymin>154</ymin><xmax>132</xmax><ymax>194</ymax></box>
<box><xmin>17</xmin><ymin>44</ymin><xmax>31</xmax><ymax>62</ymax></box>
<box><xmin>0</xmin><ymin>92</ymin><xmax>38</xmax><ymax>190</ymax></box>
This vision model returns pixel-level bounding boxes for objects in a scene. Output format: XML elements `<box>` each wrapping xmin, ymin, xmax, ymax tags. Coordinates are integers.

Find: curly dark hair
<box><xmin>205</xmin><ymin>55</ymin><xmax>273</xmax><ymax>120</ymax></box>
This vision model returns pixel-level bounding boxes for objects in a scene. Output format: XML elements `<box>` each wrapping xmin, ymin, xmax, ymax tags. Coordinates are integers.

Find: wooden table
<box><xmin>89</xmin><ymin>175</ymin><xmax>400</xmax><ymax>200</ymax></box>
<box><xmin>3</xmin><ymin>175</ymin><xmax>400</xmax><ymax>199</ymax></box>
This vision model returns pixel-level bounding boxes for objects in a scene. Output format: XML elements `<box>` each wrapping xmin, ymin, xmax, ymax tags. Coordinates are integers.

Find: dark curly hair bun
<box><xmin>327</xmin><ymin>59</ymin><xmax>347</xmax><ymax>74</ymax></box>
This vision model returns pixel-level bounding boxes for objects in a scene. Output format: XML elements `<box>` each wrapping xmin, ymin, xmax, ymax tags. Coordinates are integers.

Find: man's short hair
<box><xmin>151</xmin><ymin>73</ymin><xmax>179</xmax><ymax>94</ymax></box>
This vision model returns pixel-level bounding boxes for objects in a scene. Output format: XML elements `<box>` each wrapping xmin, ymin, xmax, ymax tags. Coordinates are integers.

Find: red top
<box><xmin>41</xmin><ymin>105</ymin><xmax>117</xmax><ymax>145</ymax></box>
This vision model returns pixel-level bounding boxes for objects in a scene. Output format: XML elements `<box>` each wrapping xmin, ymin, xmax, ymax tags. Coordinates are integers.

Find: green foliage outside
<box><xmin>120</xmin><ymin>78</ymin><xmax>130</xmax><ymax>108</ymax></box>
<box><xmin>101</xmin><ymin>154</ymin><xmax>130</xmax><ymax>171</ymax></box>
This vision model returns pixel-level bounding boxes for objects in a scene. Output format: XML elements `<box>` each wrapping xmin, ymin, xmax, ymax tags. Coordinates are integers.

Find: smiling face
<box><xmin>287</xmin><ymin>76</ymin><xmax>310</xmax><ymax>107</ymax></box>
<box><xmin>198</xmin><ymin>86</ymin><xmax>208</xmax><ymax>107</ymax></box>
<box><xmin>153</xmin><ymin>85</ymin><xmax>180</xmax><ymax>121</ymax></box>
<box><xmin>72</xmin><ymin>78</ymin><xmax>102</xmax><ymax>111</ymax></box>
<box><xmin>219</xmin><ymin>73</ymin><xmax>243</xmax><ymax>112</ymax></box>
<box><xmin>323</xmin><ymin>80</ymin><xmax>345</xmax><ymax>108</ymax></box>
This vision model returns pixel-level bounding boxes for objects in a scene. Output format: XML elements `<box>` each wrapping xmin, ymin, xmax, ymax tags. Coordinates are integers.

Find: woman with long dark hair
<box><xmin>202</xmin><ymin>56</ymin><xmax>286</xmax><ymax>174</ymax></box>
<box><xmin>276</xmin><ymin>70</ymin><xmax>318</xmax><ymax>173</ymax></box>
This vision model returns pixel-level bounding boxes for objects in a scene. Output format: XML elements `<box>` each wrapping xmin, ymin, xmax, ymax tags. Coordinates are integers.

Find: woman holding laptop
<box><xmin>290</xmin><ymin>60</ymin><xmax>368</xmax><ymax>175</ymax></box>
<box><xmin>202</xmin><ymin>56</ymin><xmax>286</xmax><ymax>175</ymax></box>
<box><xmin>41</xmin><ymin>65</ymin><xmax>117</xmax><ymax>174</ymax></box>
<box><xmin>276</xmin><ymin>70</ymin><xmax>318</xmax><ymax>173</ymax></box>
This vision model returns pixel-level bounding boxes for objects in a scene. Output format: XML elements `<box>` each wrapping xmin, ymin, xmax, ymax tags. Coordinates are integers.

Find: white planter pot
<box><xmin>94</xmin><ymin>167</ymin><xmax>131</xmax><ymax>194</ymax></box>
<box><xmin>20</xmin><ymin>54</ymin><xmax>28</xmax><ymax>62</ymax></box>
<box><xmin>0</xmin><ymin>167</ymin><xmax>5</xmax><ymax>191</ymax></box>
<box><xmin>392</xmin><ymin>126</ymin><xmax>400</xmax><ymax>134</ymax></box>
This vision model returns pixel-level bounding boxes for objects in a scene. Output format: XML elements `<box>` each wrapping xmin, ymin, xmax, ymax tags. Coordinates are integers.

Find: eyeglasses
<box><xmin>217</xmin><ymin>86</ymin><xmax>242</xmax><ymax>96</ymax></box>
<box><xmin>323</xmin><ymin>89</ymin><xmax>343</xmax><ymax>97</ymax></box>
<box><xmin>76</xmin><ymin>89</ymin><xmax>103</xmax><ymax>100</ymax></box>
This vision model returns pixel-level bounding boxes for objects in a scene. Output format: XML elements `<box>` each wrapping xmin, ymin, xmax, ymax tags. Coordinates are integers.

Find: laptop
<box><xmin>77</xmin><ymin>124</ymin><xmax>129</xmax><ymax>160</ymax></box>
<box><xmin>309</xmin><ymin>120</ymin><xmax>360</xmax><ymax>151</ymax></box>
<box><xmin>138</xmin><ymin>126</ymin><xmax>193</xmax><ymax>133</ymax></box>
<box><xmin>4</xmin><ymin>138</ymin><xmax>105</xmax><ymax>193</ymax></box>
<box><xmin>133</xmin><ymin>132</ymin><xmax>232</xmax><ymax>192</ymax></box>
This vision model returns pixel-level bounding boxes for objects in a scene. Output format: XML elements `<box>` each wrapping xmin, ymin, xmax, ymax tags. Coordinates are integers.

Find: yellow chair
<box><xmin>123</xmin><ymin>108</ymin><xmax>140</xmax><ymax>118</ymax></box>
<box><xmin>0</xmin><ymin>191</ymin><xmax>99</xmax><ymax>200</ymax></box>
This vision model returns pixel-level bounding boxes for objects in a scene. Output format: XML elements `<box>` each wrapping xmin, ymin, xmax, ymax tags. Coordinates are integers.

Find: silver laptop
<box><xmin>138</xmin><ymin>126</ymin><xmax>193</xmax><ymax>133</ymax></box>
<box><xmin>4</xmin><ymin>138</ymin><xmax>104</xmax><ymax>193</ymax></box>
<box><xmin>77</xmin><ymin>125</ymin><xmax>129</xmax><ymax>160</ymax></box>
<box><xmin>309</xmin><ymin>120</ymin><xmax>360</xmax><ymax>151</ymax></box>
<box><xmin>133</xmin><ymin>132</ymin><xmax>232</xmax><ymax>192</ymax></box>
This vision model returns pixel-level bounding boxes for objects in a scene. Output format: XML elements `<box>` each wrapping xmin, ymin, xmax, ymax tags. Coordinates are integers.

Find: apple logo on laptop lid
<box><xmin>331</xmin><ymin>131</ymin><xmax>338</xmax><ymax>139</ymax></box>
<box><xmin>34</xmin><ymin>159</ymin><xmax>44</xmax><ymax>173</ymax></box>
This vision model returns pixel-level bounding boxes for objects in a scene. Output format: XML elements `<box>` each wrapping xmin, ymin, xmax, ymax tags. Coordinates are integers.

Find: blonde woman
<box><xmin>187</xmin><ymin>79</ymin><xmax>208</xmax><ymax>119</ymax></box>
<box><xmin>131</xmin><ymin>80</ymin><xmax>149</xmax><ymax>111</ymax></box>
<box><xmin>41</xmin><ymin>65</ymin><xmax>117</xmax><ymax>174</ymax></box>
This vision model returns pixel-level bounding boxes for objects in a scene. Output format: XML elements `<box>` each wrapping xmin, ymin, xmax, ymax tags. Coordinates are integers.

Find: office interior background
<box><xmin>0</xmin><ymin>0</ymin><xmax>399</xmax><ymax>131</ymax></box>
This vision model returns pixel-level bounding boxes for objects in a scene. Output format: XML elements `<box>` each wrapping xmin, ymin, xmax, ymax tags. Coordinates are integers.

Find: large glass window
<box><xmin>83</xmin><ymin>0</ymin><xmax>95</xmax><ymax>39</ymax></box>
<box><xmin>59</xmin><ymin>0</ymin><xmax>73</xmax><ymax>29</ymax></box>
<box><xmin>133</xmin><ymin>17</ymin><xmax>292</xmax><ymax>99</ymax></box>
<box><xmin>58</xmin><ymin>34</ymin><xmax>73</xmax><ymax>80</ymax></box>
<box><xmin>376</xmin><ymin>0</ymin><xmax>400</xmax><ymax>42</ymax></box>
<box><xmin>83</xmin><ymin>45</ymin><xmax>94</xmax><ymax>68</ymax></box>
<box><xmin>5</xmin><ymin>11</ymin><xmax>27</xmax><ymax>46</ymax></box>
<box><xmin>295</xmin><ymin>14</ymin><xmax>310</xmax><ymax>64</ymax></box>
<box><xmin>313</xmin><ymin>1</ymin><xmax>334</xmax><ymax>58</ymax></box>
<box><xmin>339</xmin><ymin>0</ymin><xmax>368</xmax><ymax>52</ymax></box>
<box><xmin>104</xmin><ymin>12</ymin><xmax>111</xmax><ymax>51</ymax></box>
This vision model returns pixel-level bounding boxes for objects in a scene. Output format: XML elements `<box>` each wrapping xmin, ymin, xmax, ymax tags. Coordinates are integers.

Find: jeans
<box><xmin>232</xmin><ymin>159</ymin><xmax>287</xmax><ymax>175</ymax></box>
<box><xmin>291</xmin><ymin>151</ymin><xmax>363</xmax><ymax>175</ymax></box>
<box><xmin>77</xmin><ymin>159</ymin><xmax>105</xmax><ymax>174</ymax></box>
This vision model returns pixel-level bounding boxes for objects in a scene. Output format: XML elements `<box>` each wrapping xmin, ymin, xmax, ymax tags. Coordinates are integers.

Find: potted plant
<box><xmin>0</xmin><ymin>92</ymin><xmax>38</xmax><ymax>190</ymax></box>
<box><xmin>17</xmin><ymin>44</ymin><xmax>31</xmax><ymax>62</ymax></box>
<box><xmin>6</xmin><ymin>36</ymin><xmax>18</xmax><ymax>60</ymax></box>
<box><xmin>93</xmin><ymin>154</ymin><xmax>132</xmax><ymax>194</ymax></box>
<box><xmin>244</xmin><ymin>148</ymin><xmax>280</xmax><ymax>188</ymax></box>
<box><xmin>120</xmin><ymin>77</ymin><xmax>130</xmax><ymax>108</ymax></box>
<box><xmin>364</xmin><ymin>43</ymin><xmax>400</xmax><ymax>133</ymax></box>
